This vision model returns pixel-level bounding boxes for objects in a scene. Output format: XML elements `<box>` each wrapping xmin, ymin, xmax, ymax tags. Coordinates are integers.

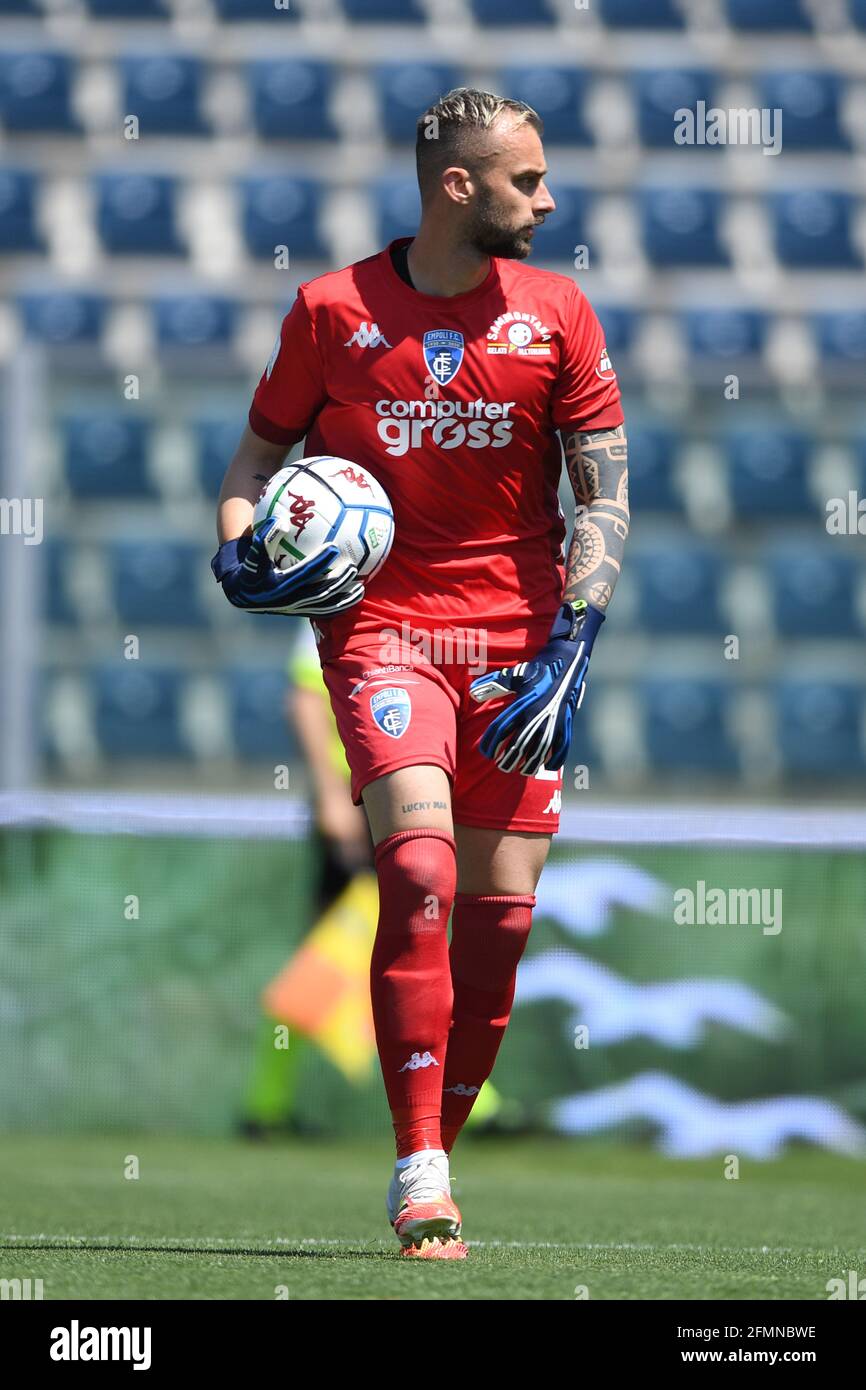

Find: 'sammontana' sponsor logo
<box><xmin>375</xmin><ymin>397</ymin><xmax>516</xmax><ymax>456</ymax></box>
<box><xmin>486</xmin><ymin>310</ymin><xmax>552</xmax><ymax>356</ymax></box>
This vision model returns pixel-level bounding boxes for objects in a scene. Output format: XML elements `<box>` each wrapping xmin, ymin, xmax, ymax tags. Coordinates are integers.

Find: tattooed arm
<box><xmin>561</xmin><ymin>423</ymin><xmax>629</xmax><ymax>611</ymax></box>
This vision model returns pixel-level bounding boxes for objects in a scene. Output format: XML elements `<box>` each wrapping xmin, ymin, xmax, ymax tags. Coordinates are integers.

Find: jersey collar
<box><xmin>382</xmin><ymin>237</ymin><xmax>500</xmax><ymax>307</ymax></box>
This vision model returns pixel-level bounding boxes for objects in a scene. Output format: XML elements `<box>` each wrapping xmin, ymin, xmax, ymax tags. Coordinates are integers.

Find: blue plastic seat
<box><xmin>193</xmin><ymin>415</ymin><xmax>243</xmax><ymax>498</ymax></box>
<box><xmin>341</xmin><ymin>0</ymin><xmax>425</xmax><ymax>19</ymax></box>
<box><xmin>0</xmin><ymin>52</ymin><xmax>79</xmax><ymax>133</ymax></box>
<box><xmin>724</xmin><ymin>427</ymin><xmax>812</xmax><ymax>517</ymax></box>
<box><xmin>852</xmin><ymin>0</ymin><xmax>866</xmax><ymax>30</ymax></box>
<box><xmin>631</xmin><ymin>546</ymin><xmax>723</xmax><ymax>633</ymax></box>
<box><xmin>119</xmin><ymin>54</ymin><xmax>207</xmax><ymax>136</ymax></box>
<box><xmin>18</xmin><ymin>291</ymin><xmax>106</xmax><ymax>344</ymax></box>
<box><xmin>377</xmin><ymin>62</ymin><xmax>461</xmax><ymax>143</ymax></box>
<box><xmin>240</xmin><ymin>175</ymin><xmax>326</xmax><ymax>259</ymax></box>
<box><xmin>767</xmin><ymin>548</ymin><xmax>861</xmax><ymax>639</ymax></box>
<box><xmin>640</xmin><ymin>188</ymin><xmax>727</xmax><ymax>266</ymax></box>
<box><xmin>773</xmin><ymin>191</ymin><xmax>860</xmax><ymax>270</ymax></box>
<box><xmin>86</xmin><ymin>0</ymin><xmax>170</xmax><ymax>14</ymax></box>
<box><xmin>594</xmin><ymin>304</ymin><xmax>638</xmax><ymax>357</ymax></box>
<box><xmin>724</xmin><ymin>0</ymin><xmax>811</xmax><ymax>29</ymax></box>
<box><xmin>775</xmin><ymin>681</ymin><xmax>865</xmax><ymax>776</ymax></box>
<box><xmin>0</xmin><ymin>168</ymin><xmax>42</xmax><ymax>253</ymax></box>
<box><xmin>643</xmin><ymin>679</ymin><xmax>738</xmax><ymax>772</ymax></box>
<box><xmin>374</xmin><ymin>177</ymin><xmax>421</xmax><ymax>245</ymax></box>
<box><xmin>250</xmin><ymin>59</ymin><xmax>336</xmax><ymax>141</ymax></box>
<box><xmin>60</xmin><ymin>413</ymin><xmax>154</xmax><ymax>499</ymax></box>
<box><xmin>109</xmin><ymin>540</ymin><xmax>207</xmax><ymax>628</ymax></box>
<box><xmin>95</xmin><ymin>173</ymin><xmax>183</xmax><ymax>256</ymax></box>
<box><xmin>814</xmin><ymin>311</ymin><xmax>866</xmax><ymax>364</ymax></box>
<box><xmin>636</xmin><ymin>69</ymin><xmax>715</xmax><ymax>149</ymax></box>
<box><xmin>0</xmin><ymin>0</ymin><xmax>40</xmax><ymax>11</ymax></box>
<box><xmin>92</xmin><ymin>666</ymin><xmax>186</xmax><ymax>758</ymax></box>
<box><xmin>469</xmin><ymin>0</ymin><xmax>556</xmax><ymax>22</ymax></box>
<box><xmin>600</xmin><ymin>0</ymin><xmax>683</xmax><ymax>24</ymax></box>
<box><xmin>624</xmin><ymin>425</ymin><xmax>681</xmax><ymax>513</ymax></box>
<box><xmin>226</xmin><ymin>667</ymin><xmax>298</xmax><ymax>760</ymax></box>
<box><xmin>683</xmin><ymin>307</ymin><xmax>767</xmax><ymax>359</ymax></box>
<box><xmin>529</xmin><ymin>184</ymin><xmax>589</xmax><ymax>260</ymax></box>
<box><xmin>757</xmin><ymin>71</ymin><xmax>847</xmax><ymax>151</ymax></box>
<box><xmin>500</xmin><ymin>66</ymin><xmax>591</xmax><ymax>145</ymax></box>
<box><xmin>152</xmin><ymin>294</ymin><xmax>238</xmax><ymax>349</ymax></box>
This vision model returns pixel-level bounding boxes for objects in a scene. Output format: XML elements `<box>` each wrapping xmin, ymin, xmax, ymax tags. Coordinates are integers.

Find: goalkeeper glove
<box><xmin>469</xmin><ymin>598</ymin><xmax>605</xmax><ymax>776</ymax></box>
<box><xmin>212</xmin><ymin>517</ymin><xmax>364</xmax><ymax>617</ymax></box>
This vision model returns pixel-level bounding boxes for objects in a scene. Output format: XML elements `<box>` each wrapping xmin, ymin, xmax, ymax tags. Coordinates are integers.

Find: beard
<box><xmin>466</xmin><ymin>189</ymin><xmax>536</xmax><ymax>259</ymax></box>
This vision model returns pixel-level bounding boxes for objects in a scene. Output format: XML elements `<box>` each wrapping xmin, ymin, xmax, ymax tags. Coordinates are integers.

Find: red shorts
<box><xmin>318</xmin><ymin>626</ymin><xmax>563</xmax><ymax>834</ymax></box>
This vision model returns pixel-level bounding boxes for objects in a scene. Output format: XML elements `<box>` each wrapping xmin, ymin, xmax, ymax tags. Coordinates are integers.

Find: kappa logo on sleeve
<box><xmin>370</xmin><ymin>687</ymin><xmax>412</xmax><ymax>739</ymax></box>
<box><xmin>596</xmin><ymin>345</ymin><xmax>616</xmax><ymax>381</ymax></box>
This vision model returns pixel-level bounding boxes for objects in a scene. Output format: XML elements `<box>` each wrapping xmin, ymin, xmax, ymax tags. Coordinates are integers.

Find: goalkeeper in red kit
<box><xmin>212</xmin><ymin>88</ymin><xmax>629</xmax><ymax>1258</ymax></box>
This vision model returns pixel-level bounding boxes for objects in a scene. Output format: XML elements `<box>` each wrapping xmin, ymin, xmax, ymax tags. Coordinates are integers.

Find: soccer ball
<box><xmin>253</xmin><ymin>455</ymin><xmax>394</xmax><ymax>582</ymax></box>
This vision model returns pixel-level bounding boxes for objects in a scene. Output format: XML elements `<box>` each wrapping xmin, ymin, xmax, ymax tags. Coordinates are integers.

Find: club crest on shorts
<box><xmin>370</xmin><ymin>686</ymin><xmax>412</xmax><ymax>740</ymax></box>
<box><xmin>423</xmin><ymin>329</ymin><xmax>464</xmax><ymax>387</ymax></box>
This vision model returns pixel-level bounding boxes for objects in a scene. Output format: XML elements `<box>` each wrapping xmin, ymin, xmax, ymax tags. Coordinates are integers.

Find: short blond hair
<box><xmin>415</xmin><ymin>87</ymin><xmax>543</xmax><ymax>204</ymax></box>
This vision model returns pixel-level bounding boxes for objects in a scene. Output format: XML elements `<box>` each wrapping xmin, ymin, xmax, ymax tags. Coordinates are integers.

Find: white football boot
<box><xmin>386</xmin><ymin>1149</ymin><xmax>468</xmax><ymax>1259</ymax></box>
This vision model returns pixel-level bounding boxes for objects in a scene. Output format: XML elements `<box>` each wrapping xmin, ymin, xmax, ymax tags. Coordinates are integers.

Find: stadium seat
<box><xmin>341</xmin><ymin>0</ymin><xmax>425</xmax><ymax>20</ymax></box>
<box><xmin>119</xmin><ymin>54</ymin><xmax>207</xmax><ymax>136</ymax></box>
<box><xmin>250</xmin><ymin>59</ymin><xmax>336</xmax><ymax>141</ymax></box>
<box><xmin>109</xmin><ymin>541</ymin><xmax>207</xmax><ymax>629</ymax></box>
<box><xmin>239</xmin><ymin>176</ymin><xmax>327</xmax><ymax>260</ymax></box>
<box><xmin>635</xmin><ymin>69</ymin><xmax>716</xmax><ymax>149</ymax></box>
<box><xmin>594</xmin><ymin>304</ymin><xmax>638</xmax><ymax>357</ymax></box>
<box><xmin>92</xmin><ymin>666</ymin><xmax>186</xmax><ymax>759</ymax></box>
<box><xmin>95</xmin><ymin>173</ymin><xmax>183</xmax><ymax>256</ymax></box>
<box><xmin>60</xmin><ymin>413</ymin><xmax>154</xmax><ymax>499</ymax></box>
<box><xmin>469</xmin><ymin>0</ymin><xmax>556</xmax><ymax>23</ymax></box>
<box><xmin>152</xmin><ymin>294</ymin><xmax>238</xmax><ymax>349</ymax></box>
<box><xmin>766</xmin><ymin>548</ymin><xmax>861</xmax><ymax>639</ymax></box>
<box><xmin>18</xmin><ymin>291</ymin><xmax>106</xmax><ymax>344</ymax></box>
<box><xmin>43</xmin><ymin>539</ymin><xmax>76</xmax><ymax>625</ymax></box>
<box><xmin>640</xmin><ymin>188</ymin><xmax>727</xmax><ymax>267</ymax></box>
<box><xmin>852</xmin><ymin>0</ymin><xmax>866</xmax><ymax>30</ymax></box>
<box><xmin>773</xmin><ymin>191</ymin><xmax>861</xmax><ymax>270</ymax></box>
<box><xmin>377</xmin><ymin>63</ymin><xmax>461</xmax><ymax>144</ymax></box>
<box><xmin>630</xmin><ymin>545</ymin><xmax>723</xmax><ymax>633</ymax></box>
<box><xmin>0</xmin><ymin>0</ymin><xmax>40</xmax><ymax>11</ymax></box>
<box><xmin>499</xmin><ymin>67</ymin><xmax>591</xmax><ymax>146</ymax></box>
<box><xmin>683</xmin><ymin>307</ymin><xmax>767</xmax><ymax>359</ymax></box>
<box><xmin>814</xmin><ymin>311</ymin><xmax>866</xmax><ymax>365</ymax></box>
<box><xmin>86</xmin><ymin>0</ymin><xmax>170</xmax><ymax>14</ymax></box>
<box><xmin>529</xmin><ymin>184</ymin><xmax>589</xmax><ymax>260</ymax></box>
<box><xmin>193</xmin><ymin>415</ymin><xmax>244</xmax><ymax>499</ymax></box>
<box><xmin>724</xmin><ymin>0</ymin><xmax>811</xmax><ymax>29</ymax></box>
<box><xmin>215</xmin><ymin>0</ymin><xmax>299</xmax><ymax>16</ymax></box>
<box><xmin>0</xmin><ymin>168</ymin><xmax>42</xmax><ymax>253</ymax></box>
<box><xmin>642</xmin><ymin>679</ymin><xmax>738</xmax><ymax>772</ymax></box>
<box><xmin>624</xmin><ymin>425</ymin><xmax>681</xmax><ymax>513</ymax></box>
<box><xmin>600</xmin><ymin>0</ymin><xmax>684</xmax><ymax>26</ymax></box>
<box><xmin>775</xmin><ymin>681</ymin><xmax>865</xmax><ymax>776</ymax></box>
<box><xmin>374</xmin><ymin>177</ymin><xmax>421</xmax><ymax>245</ymax></box>
<box><xmin>0</xmin><ymin>52</ymin><xmax>79</xmax><ymax>134</ymax></box>
<box><xmin>757</xmin><ymin>72</ymin><xmax>847</xmax><ymax>151</ymax></box>
<box><xmin>226</xmin><ymin>667</ymin><xmax>298</xmax><ymax>760</ymax></box>
<box><xmin>724</xmin><ymin>427</ymin><xmax>813</xmax><ymax>518</ymax></box>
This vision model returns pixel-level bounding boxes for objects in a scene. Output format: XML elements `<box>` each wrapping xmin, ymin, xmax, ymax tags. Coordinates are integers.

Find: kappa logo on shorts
<box><xmin>370</xmin><ymin>686</ymin><xmax>412</xmax><ymax>739</ymax></box>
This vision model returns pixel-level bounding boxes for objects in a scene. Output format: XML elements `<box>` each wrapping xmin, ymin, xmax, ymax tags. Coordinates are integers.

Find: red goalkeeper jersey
<box><xmin>249</xmin><ymin>236</ymin><xmax>623</xmax><ymax>653</ymax></box>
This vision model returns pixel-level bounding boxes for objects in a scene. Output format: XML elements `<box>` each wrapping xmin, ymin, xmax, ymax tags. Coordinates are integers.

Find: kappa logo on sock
<box><xmin>444</xmin><ymin>1083</ymin><xmax>480</xmax><ymax>1096</ymax></box>
<box><xmin>398</xmin><ymin>1050</ymin><xmax>439</xmax><ymax>1072</ymax></box>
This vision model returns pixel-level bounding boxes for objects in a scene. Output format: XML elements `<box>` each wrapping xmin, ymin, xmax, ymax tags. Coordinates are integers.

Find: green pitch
<box><xmin>1</xmin><ymin>1134</ymin><xmax>863</xmax><ymax>1300</ymax></box>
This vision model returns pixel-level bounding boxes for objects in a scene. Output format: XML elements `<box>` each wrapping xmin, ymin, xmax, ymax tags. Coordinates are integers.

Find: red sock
<box><xmin>441</xmin><ymin>893</ymin><xmax>535</xmax><ymax>1153</ymax></box>
<box><xmin>370</xmin><ymin>828</ymin><xmax>456</xmax><ymax>1159</ymax></box>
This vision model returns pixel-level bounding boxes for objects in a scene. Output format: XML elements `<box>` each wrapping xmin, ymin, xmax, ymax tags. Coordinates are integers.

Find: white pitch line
<box><xmin>3</xmin><ymin>1233</ymin><xmax>860</xmax><ymax>1257</ymax></box>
